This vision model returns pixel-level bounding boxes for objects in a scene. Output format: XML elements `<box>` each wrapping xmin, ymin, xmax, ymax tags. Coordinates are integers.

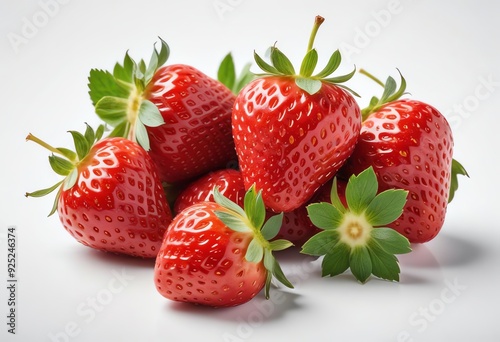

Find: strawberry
<box><xmin>174</xmin><ymin>168</ymin><xmax>319</xmax><ymax>244</ymax></box>
<box><xmin>173</xmin><ymin>168</ymin><xmax>246</xmax><ymax>214</ymax></box>
<box><xmin>339</xmin><ymin>70</ymin><xmax>468</xmax><ymax>243</ymax></box>
<box><xmin>154</xmin><ymin>186</ymin><xmax>293</xmax><ymax>307</ymax></box>
<box><xmin>232</xmin><ymin>16</ymin><xmax>361</xmax><ymax>212</ymax></box>
<box><xmin>302</xmin><ymin>167</ymin><xmax>412</xmax><ymax>283</ymax></box>
<box><xmin>26</xmin><ymin>124</ymin><xmax>172</xmax><ymax>258</ymax></box>
<box><xmin>88</xmin><ymin>39</ymin><xmax>237</xmax><ymax>183</ymax></box>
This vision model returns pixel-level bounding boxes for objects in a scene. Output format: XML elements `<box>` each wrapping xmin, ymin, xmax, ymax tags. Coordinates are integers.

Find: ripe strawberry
<box><xmin>232</xmin><ymin>16</ymin><xmax>361</xmax><ymax>212</ymax></box>
<box><xmin>174</xmin><ymin>168</ymin><xmax>319</xmax><ymax>245</ymax></box>
<box><xmin>88</xmin><ymin>39</ymin><xmax>237</xmax><ymax>183</ymax></box>
<box><xmin>26</xmin><ymin>124</ymin><xmax>172</xmax><ymax>258</ymax></box>
<box><xmin>154</xmin><ymin>186</ymin><xmax>293</xmax><ymax>307</ymax></box>
<box><xmin>339</xmin><ymin>70</ymin><xmax>468</xmax><ymax>243</ymax></box>
<box><xmin>173</xmin><ymin>168</ymin><xmax>245</xmax><ymax>214</ymax></box>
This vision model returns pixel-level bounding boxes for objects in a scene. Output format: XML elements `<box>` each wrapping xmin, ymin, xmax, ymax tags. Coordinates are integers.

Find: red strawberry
<box><xmin>88</xmin><ymin>39</ymin><xmax>237</xmax><ymax>183</ymax></box>
<box><xmin>339</xmin><ymin>70</ymin><xmax>468</xmax><ymax>243</ymax></box>
<box><xmin>173</xmin><ymin>168</ymin><xmax>245</xmax><ymax>214</ymax></box>
<box><xmin>232</xmin><ymin>16</ymin><xmax>361</xmax><ymax>212</ymax></box>
<box><xmin>174</xmin><ymin>168</ymin><xmax>319</xmax><ymax>245</ymax></box>
<box><xmin>26</xmin><ymin>124</ymin><xmax>172</xmax><ymax>258</ymax></box>
<box><xmin>154</xmin><ymin>187</ymin><xmax>293</xmax><ymax>307</ymax></box>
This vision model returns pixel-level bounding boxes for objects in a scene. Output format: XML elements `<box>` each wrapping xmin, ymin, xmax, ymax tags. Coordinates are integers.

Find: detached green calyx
<box><xmin>254</xmin><ymin>15</ymin><xmax>357</xmax><ymax>96</ymax></box>
<box><xmin>88</xmin><ymin>39</ymin><xmax>169</xmax><ymax>150</ymax></box>
<box><xmin>213</xmin><ymin>186</ymin><xmax>294</xmax><ymax>298</ymax></box>
<box><xmin>25</xmin><ymin>124</ymin><xmax>105</xmax><ymax>216</ymax></box>
<box><xmin>302</xmin><ymin>167</ymin><xmax>411</xmax><ymax>283</ymax></box>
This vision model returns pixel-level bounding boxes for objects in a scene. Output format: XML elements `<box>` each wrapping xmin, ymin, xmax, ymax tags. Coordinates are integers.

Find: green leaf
<box><xmin>365</xmin><ymin>189</ymin><xmax>408</xmax><ymax>226</ymax></box>
<box><xmin>56</xmin><ymin>147</ymin><xmax>77</xmax><ymax>162</ymax></box>
<box><xmin>88</xmin><ymin>69</ymin><xmax>129</xmax><ymax>106</ymax></box>
<box><xmin>307</xmin><ymin>202</ymin><xmax>343</xmax><ymax>230</ymax></box>
<box><xmin>254</xmin><ymin>51</ymin><xmax>279</xmax><ymax>75</ymax></box>
<box><xmin>94</xmin><ymin>96</ymin><xmax>128</xmax><ymax>126</ymax></box>
<box><xmin>323</xmin><ymin>67</ymin><xmax>356</xmax><ymax>84</ymax></box>
<box><xmin>379</xmin><ymin>76</ymin><xmax>397</xmax><ymax>102</ymax></box>
<box><xmin>295</xmin><ymin>78</ymin><xmax>322</xmax><ymax>95</ymax></box>
<box><xmin>144</xmin><ymin>46</ymin><xmax>159</xmax><ymax>85</ymax></box>
<box><xmin>213</xmin><ymin>186</ymin><xmax>247</xmax><ymax>218</ymax></box>
<box><xmin>263</xmin><ymin>249</ymin><xmax>293</xmax><ymax>299</ymax></box>
<box><xmin>84</xmin><ymin>124</ymin><xmax>95</xmax><ymax>146</ymax></box>
<box><xmin>244</xmin><ymin>186</ymin><xmax>266</xmax><ymax>230</ymax></box>
<box><xmin>269</xmin><ymin>239</ymin><xmax>294</xmax><ymax>251</ymax></box>
<box><xmin>328</xmin><ymin>178</ymin><xmax>346</xmax><ymax>213</ymax></box>
<box><xmin>108</xmin><ymin>121</ymin><xmax>129</xmax><ymax>138</ymax></box>
<box><xmin>370</xmin><ymin>228</ymin><xmax>411</xmax><ymax>254</ymax></box>
<box><xmin>68</xmin><ymin>130</ymin><xmax>90</xmax><ymax>161</ymax></box>
<box><xmin>269</xmin><ymin>255</ymin><xmax>294</xmax><ymax>289</ymax></box>
<box><xmin>113</xmin><ymin>52</ymin><xmax>135</xmax><ymax>84</ymax></box>
<box><xmin>48</xmin><ymin>155</ymin><xmax>73</xmax><ymax>176</ymax></box>
<box><xmin>245</xmin><ymin>238</ymin><xmax>264</xmax><ymax>263</ymax></box>
<box><xmin>234</xmin><ymin>63</ymin><xmax>255</xmax><ymax>93</ymax></box>
<box><xmin>48</xmin><ymin>185</ymin><xmax>63</xmax><ymax>217</ymax></box>
<box><xmin>345</xmin><ymin>167</ymin><xmax>378</xmax><ymax>214</ymax></box>
<box><xmin>63</xmin><ymin>168</ymin><xmax>79</xmax><ymax>191</ymax></box>
<box><xmin>217</xmin><ymin>53</ymin><xmax>236</xmax><ymax>92</ymax></box>
<box><xmin>301</xmin><ymin>230</ymin><xmax>339</xmax><ymax>256</ymax></box>
<box><xmin>321</xmin><ymin>243</ymin><xmax>350</xmax><ymax>277</ymax></box>
<box><xmin>214</xmin><ymin>210</ymin><xmax>251</xmax><ymax>233</ymax></box>
<box><xmin>299</xmin><ymin>48</ymin><xmax>318</xmax><ymax>77</ymax></box>
<box><xmin>367</xmin><ymin>238</ymin><xmax>401</xmax><ymax>281</ymax></box>
<box><xmin>449</xmin><ymin>158</ymin><xmax>469</xmax><ymax>203</ymax></box>
<box><xmin>314</xmin><ymin>50</ymin><xmax>341</xmax><ymax>78</ymax></box>
<box><xmin>350</xmin><ymin>246</ymin><xmax>372</xmax><ymax>283</ymax></box>
<box><xmin>261</xmin><ymin>213</ymin><xmax>283</xmax><ymax>240</ymax></box>
<box><xmin>336</xmin><ymin>84</ymin><xmax>361</xmax><ymax>98</ymax></box>
<box><xmin>25</xmin><ymin>180</ymin><xmax>63</xmax><ymax>198</ymax></box>
<box><xmin>156</xmin><ymin>37</ymin><xmax>170</xmax><ymax>67</ymax></box>
<box><xmin>138</xmin><ymin>59</ymin><xmax>146</xmax><ymax>79</ymax></box>
<box><xmin>134</xmin><ymin>119</ymin><xmax>150</xmax><ymax>151</ymax></box>
<box><xmin>95</xmin><ymin>124</ymin><xmax>105</xmax><ymax>141</ymax></box>
<box><xmin>138</xmin><ymin>100</ymin><xmax>164</xmax><ymax>127</ymax></box>
<box><xmin>270</xmin><ymin>47</ymin><xmax>295</xmax><ymax>75</ymax></box>
<box><xmin>263</xmin><ymin>248</ymin><xmax>274</xmax><ymax>272</ymax></box>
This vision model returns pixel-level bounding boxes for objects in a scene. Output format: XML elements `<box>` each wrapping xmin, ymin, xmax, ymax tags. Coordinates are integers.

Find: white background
<box><xmin>1</xmin><ymin>0</ymin><xmax>499</xmax><ymax>341</ymax></box>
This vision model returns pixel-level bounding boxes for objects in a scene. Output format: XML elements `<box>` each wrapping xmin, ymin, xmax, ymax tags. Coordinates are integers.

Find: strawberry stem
<box><xmin>359</xmin><ymin>69</ymin><xmax>385</xmax><ymax>88</ymax></box>
<box><xmin>307</xmin><ymin>15</ymin><xmax>325</xmax><ymax>52</ymax></box>
<box><xmin>26</xmin><ymin>133</ymin><xmax>66</xmax><ymax>157</ymax></box>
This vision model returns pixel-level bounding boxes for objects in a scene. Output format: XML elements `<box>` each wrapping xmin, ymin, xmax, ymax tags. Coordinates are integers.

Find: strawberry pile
<box><xmin>26</xmin><ymin>16</ymin><xmax>468</xmax><ymax>307</ymax></box>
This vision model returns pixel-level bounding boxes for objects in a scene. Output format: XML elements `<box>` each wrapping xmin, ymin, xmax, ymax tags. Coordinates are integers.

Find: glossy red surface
<box><xmin>58</xmin><ymin>137</ymin><xmax>172</xmax><ymax>258</ymax></box>
<box><xmin>232</xmin><ymin>76</ymin><xmax>361</xmax><ymax>212</ymax></box>
<box><xmin>154</xmin><ymin>202</ymin><xmax>265</xmax><ymax>307</ymax></box>
<box><xmin>145</xmin><ymin>64</ymin><xmax>237</xmax><ymax>183</ymax></box>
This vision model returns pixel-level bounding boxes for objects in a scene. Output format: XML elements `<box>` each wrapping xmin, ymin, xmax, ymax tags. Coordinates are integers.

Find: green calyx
<box><xmin>88</xmin><ymin>38</ymin><xmax>169</xmax><ymax>151</ymax></box>
<box><xmin>301</xmin><ymin>167</ymin><xmax>412</xmax><ymax>283</ymax></box>
<box><xmin>449</xmin><ymin>158</ymin><xmax>469</xmax><ymax>203</ymax></box>
<box><xmin>213</xmin><ymin>186</ymin><xmax>294</xmax><ymax>298</ymax></box>
<box><xmin>359</xmin><ymin>68</ymin><xmax>407</xmax><ymax>121</ymax></box>
<box><xmin>254</xmin><ymin>15</ymin><xmax>358</xmax><ymax>96</ymax></box>
<box><xmin>217</xmin><ymin>52</ymin><xmax>255</xmax><ymax>95</ymax></box>
<box><xmin>25</xmin><ymin>124</ymin><xmax>105</xmax><ymax>216</ymax></box>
